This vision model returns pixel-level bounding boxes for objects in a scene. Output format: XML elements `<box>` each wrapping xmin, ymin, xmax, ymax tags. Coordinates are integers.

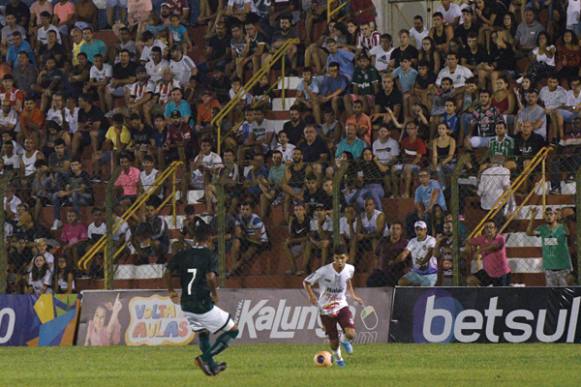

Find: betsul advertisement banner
<box><xmin>78</xmin><ymin>290</ymin><xmax>196</xmax><ymax>346</ymax></box>
<box><xmin>390</xmin><ymin>288</ymin><xmax>581</xmax><ymax>344</ymax></box>
<box><xmin>0</xmin><ymin>294</ymin><xmax>79</xmax><ymax>346</ymax></box>
<box><xmin>78</xmin><ymin>288</ymin><xmax>393</xmax><ymax>346</ymax></box>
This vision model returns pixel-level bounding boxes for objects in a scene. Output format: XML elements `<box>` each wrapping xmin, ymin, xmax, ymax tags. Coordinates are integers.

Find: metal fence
<box><xmin>1</xmin><ymin>149</ymin><xmax>580</xmax><ymax>293</ymax></box>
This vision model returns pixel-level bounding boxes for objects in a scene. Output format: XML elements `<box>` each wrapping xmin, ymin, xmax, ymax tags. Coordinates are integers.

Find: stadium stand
<box><xmin>1</xmin><ymin>0</ymin><xmax>580</xmax><ymax>296</ymax></box>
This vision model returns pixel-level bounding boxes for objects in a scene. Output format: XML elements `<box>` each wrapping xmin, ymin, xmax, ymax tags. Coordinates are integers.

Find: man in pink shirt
<box><xmin>466</xmin><ymin>221</ymin><xmax>511</xmax><ymax>286</ymax></box>
<box><xmin>115</xmin><ymin>153</ymin><xmax>141</xmax><ymax>202</ymax></box>
<box><xmin>60</xmin><ymin>210</ymin><xmax>88</xmax><ymax>263</ymax></box>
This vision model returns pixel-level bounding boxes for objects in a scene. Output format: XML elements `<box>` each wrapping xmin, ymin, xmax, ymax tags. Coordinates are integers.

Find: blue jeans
<box><xmin>436</xmin><ymin>163</ymin><xmax>455</xmax><ymax>191</ymax></box>
<box><xmin>356</xmin><ymin>183</ymin><xmax>385</xmax><ymax>211</ymax></box>
<box><xmin>52</xmin><ymin>192</ymin><xmax>92</xmax><ymax>220</ymax></box>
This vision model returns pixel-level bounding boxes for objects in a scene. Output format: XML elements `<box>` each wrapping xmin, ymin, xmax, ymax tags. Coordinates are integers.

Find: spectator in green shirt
<box><xmin>485</xmin><ymin>120</ymin><xmax>516</xmax><ymax>171</ymax></box>
<box><xmin>527</xmin><ymin>207</ymin><xmax>572</xmax><ymax>286</ymax></box>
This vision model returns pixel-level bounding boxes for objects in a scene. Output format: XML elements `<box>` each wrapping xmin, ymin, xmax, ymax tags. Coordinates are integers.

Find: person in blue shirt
<box><xmin>414</xmin><ymin>169</ymin><xmax>447</xmax><ymax>226</ymax></box>
<box><xmin>317</xmin><ymin>62</ymin><xmax>349</xmax><ymax>118</ymax></box>
<box><xmin>392</xmin><ymin>56</ymin><xmax>418</xmax><ymax>94</ymax></box>
<box><xmin>6</xmin><ymin>31</ymin><xmax>34</xmax><ymax>66</ymax></box>
<box><xmin>164</xmin><ymin>87</ymin><xmax>193</xmax><ymax>126</ymax></box>
<box><xmin>441</xmin><ymin>98</ymin><xmax>460</xmax><ymax>140</ymax></box>
<box><xmin>335</xmin><ymin>123</ymin><xmax>366</xmax><ymax>160</ymax></box>
<box><xmin>325</xmin><ymin>39</ymin><xmax>355</xmax><ymax>81</ymax></box>
<box><xmin>80</xmin><ymin>27</ymin><xmax>107</xmax><ymax>63</ymax></box>
<box><xmin>168</xmin><ymin>14</ymin><xmax>193</xmax><ymax>52</ymax></box>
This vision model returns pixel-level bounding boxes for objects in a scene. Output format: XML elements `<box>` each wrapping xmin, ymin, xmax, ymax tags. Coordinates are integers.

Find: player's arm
<box><xmin>165</xmin><ymin>256</ymin><xmax>179</xmax><ymax>304</ymax></box>
<box><xmin>347</xmin><ymin>279</ymin><xmax>364</xmax><ymax>305</ymax></box>
<box><xmin>303</xmin><ymin>277</ymin><xmax>318</xmax><ymax>306</ymax></box>
<box><xmin>207</xmin><ymin>272</ymin><xmax>219</xmax><ymax>303</ymax></box>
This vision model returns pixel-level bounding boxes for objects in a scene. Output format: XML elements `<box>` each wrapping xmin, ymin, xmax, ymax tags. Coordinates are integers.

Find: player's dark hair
<box><xmin>333</xmin><ymin>244</ymin><xmax>349</xmax><ymax>256</ymax></box>
<box><xmin>193</xmin><ymin>218</ymin><xmax>211</xmax><ymax>242</ymax></box>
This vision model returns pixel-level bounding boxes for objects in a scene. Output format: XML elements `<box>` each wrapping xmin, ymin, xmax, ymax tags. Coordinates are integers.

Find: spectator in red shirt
<box><xmin>19</xmin><ymin>96</ymin><xmax>44</xmax><ymax>144</ymax></box>
<box><xmin>164</xmin><ymin>109</ymin><xmax>192</xmax><ymax>164</ymax></box>
<box><xmin>391</xmin><ymin>120</ymin><xmax>427</xmax><ymax>198</ymax></box>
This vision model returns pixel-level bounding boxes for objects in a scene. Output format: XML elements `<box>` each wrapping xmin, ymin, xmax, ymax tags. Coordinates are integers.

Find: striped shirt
<box><xmin>357</xmin><ymin>31</ymin><xmax>381</xmax><ymax>51</ymax></box>
<box><xmin>488</xmin><ymin>136</ymin><xmax>514</xmax><ymax>158</ymax></box>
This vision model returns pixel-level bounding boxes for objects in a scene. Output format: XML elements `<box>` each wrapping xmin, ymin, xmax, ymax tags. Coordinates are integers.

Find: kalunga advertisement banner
<box><xmin>78</xmin><ymin>288</ymin><xmax>393</xmax><ymax>346</ymax></box>
<box><xmin>389</xmin><ymin>287</ymin><xmax>581</xmax><ymax>343</ymax></box>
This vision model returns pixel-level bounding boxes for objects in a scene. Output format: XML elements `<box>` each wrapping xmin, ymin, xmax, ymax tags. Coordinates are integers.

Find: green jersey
<box><xmin>535</xmin><ymin>223</ymin><xmax>571</xmax><ymax>270</ymax></box>
<box><xmin>352</xmin><ymin>67</ymin><xmax>380</xmax><ymax>95</ymax></box>
<box><xmin>488</xmin><ymin>136</ymin><xmax>514</xmax><ymax>158</ymax></box>
<box><xmin>168</xmin><ymin>246</ymin><xmax>218</xmax><ymax>314</ymax></box>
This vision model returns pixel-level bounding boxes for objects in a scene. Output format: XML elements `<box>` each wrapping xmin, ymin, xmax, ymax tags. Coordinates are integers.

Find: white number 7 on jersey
<box><xmin>187</xmin><ymin>268</ymin><xmax>197</xmax><ymax>295</ymax></box>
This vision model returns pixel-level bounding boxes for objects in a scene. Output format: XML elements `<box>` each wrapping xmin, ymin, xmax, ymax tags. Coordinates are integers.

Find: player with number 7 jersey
<box><xmin>166</xmin><ymin>220</ymin><xmax>238</xmax><ymax>377</ymax></box>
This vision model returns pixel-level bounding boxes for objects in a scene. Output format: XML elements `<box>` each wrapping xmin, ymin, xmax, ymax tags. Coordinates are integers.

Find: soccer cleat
<box><xmin>341</xmin><ymin>340</ymin><xmax>353</xmax><ymax>355</ymax></box>
<box><xmin>194</xmin><ymin>356</ymin><xmax>214</xmax><ymax>377</ymax></box>
<box><xmin>211</xmin><ymin>362</ymin><xmax>227</xmax><ymax>376</ymax></box>
<box><xmin>336</xmin><ymin>358</ymin><xmax>346</xmax><ymax>368</ymax></box>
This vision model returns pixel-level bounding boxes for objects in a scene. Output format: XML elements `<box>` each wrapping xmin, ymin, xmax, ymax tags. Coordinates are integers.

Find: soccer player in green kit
<box><xmin>527</xmin><ymin>207</ymin><xmax>572</xmax><ymax>286</ymax></box>
<box><xmin>166</xmin><ymin>220</ymin><xmax>238</xmax><ymax>376</ymax></box>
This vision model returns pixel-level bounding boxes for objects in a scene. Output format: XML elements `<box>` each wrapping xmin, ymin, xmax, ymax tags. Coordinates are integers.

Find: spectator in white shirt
<box><xmin>409</xmin><ymin>15</ymin><xmax>430</xmax><ymax>47</ymax></box>
<box><xmin>436</xmin><ymin>51</ymin><xmax>474</xmax><ymax>88</ymax></box>
<box><xmin>87</xmin><ymin>54</ymin><xmax>112</xmax><ymax>111</ymax></box>
<box><xmin>477</xmin><ymin>155</ymin><xmax>512</xmax><ymax>217</ymax></box>
<box><xmin>540</xmin><ymin>75</ymin><xmax>567</xmax><ymax>141</ymax></box>
<box><xmin>435</xmin><ymin>0</ymin><xmax>463</xmax><ymax>26</ymax></box>
<box><xmin>370</xmin><ymin>33</ymin><xmax>394</xmax><ymax>73</ymax></box>
<box><xmin>0</xmin><ymin>99</ymin><xmax>18</xmax><ymax>132</ymax></box>
<box><xmin>145</xmin><ymin>46</ymin><xmax>168</xmax><ymax>83</ymax></box>
<box><xmin>169</xmin><ymin>45</ymin><xmax>197</xmax><ymax>88</ymax></box>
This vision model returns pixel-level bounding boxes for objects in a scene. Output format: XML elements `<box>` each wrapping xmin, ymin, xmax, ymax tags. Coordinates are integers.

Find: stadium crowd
<box><xmin>3</xmin><ymin>0</ymin><xmax>579</xmax><ymax>294</ymax></box>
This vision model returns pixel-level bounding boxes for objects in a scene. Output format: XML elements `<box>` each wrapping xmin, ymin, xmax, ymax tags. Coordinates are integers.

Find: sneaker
<box><xmin>51</xmin><ymin>219</ymin><xmax>62</xmax><ymax>231</ymax></box>
<box><xmin>341</xmin><ymin>340</ymin><xmax>353</xmax><ymax>355</ymax></box>
<box><xmin>211</xmin><ymin>362</ymin><xmax>227</xmax><ymax>375</ymax></box>
<box><xmin>335</xmin><ymin>358</ymin><xmax>346</xmax><ymax>368</ymax></box>
<box><xmin>194</xmin><ymin>356</ymin><xmax>214</xmax><ymax>377</ymax></box>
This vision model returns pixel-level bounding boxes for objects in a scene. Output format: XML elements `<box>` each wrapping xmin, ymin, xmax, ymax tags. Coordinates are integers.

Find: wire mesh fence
<box><xmin>1</xmin><ymin>142</ymin><xmax>580</xmax><ymax>293</ymax></box>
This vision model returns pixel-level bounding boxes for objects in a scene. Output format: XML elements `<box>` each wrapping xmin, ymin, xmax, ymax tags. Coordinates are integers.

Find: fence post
<box><xmin>105</xmin><ymin>168</ymin><xmax>120</xmax><ymax>290</ymax></box>
<box><xmin>0</xmin><ymin>177</ymin><xmax>6</xmax><ymax>293</ymax></box>
<box><xmin>332</xmin><ymin>162</ymin><xmax>348</xmax><ymax>249</ymax></box>
<box><xmin>576</xmin><ymin>167</ymin><xmax>581</xmax><ymax>285</ymax></box>
<box><xmin>451</xmin><ymin>155</ymin><xmax>470</xmax><ymax>287</ymax></box>
<box><xmin>216</xmin><ymin>179</ymin><xmax>226</xmax><ymax>288</ymax></box>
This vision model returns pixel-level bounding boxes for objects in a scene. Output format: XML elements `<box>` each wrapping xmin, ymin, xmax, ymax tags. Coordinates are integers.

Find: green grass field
<box><xmin>1</xmin><ymin>344</ymin><xmax>580</xmax><ymax>387</ymax></box>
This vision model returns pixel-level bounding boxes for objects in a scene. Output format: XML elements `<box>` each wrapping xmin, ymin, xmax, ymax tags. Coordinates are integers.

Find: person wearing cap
<box><xmin>454</xmin><ymin>8</ymin><xmax>478</xmax><ymax>49</ymax></box>
<box><xmin>395</xmin><ymin>220</ymin><xmax>438</xmax><ymax>286</ymax></box>
<box><xmin>467</xmin><ymin>221</ymin><xmax>511</xmax><ymax>286</ymax></box>
<box><xmin>527</xmin><ymin>206</ymin><xmax>572</xmax><ymax>286</ymax></box>
<box><xmin>164</xmin><ymin>108</ymin><xmax>192</xmax><ymax>164</ymax></box>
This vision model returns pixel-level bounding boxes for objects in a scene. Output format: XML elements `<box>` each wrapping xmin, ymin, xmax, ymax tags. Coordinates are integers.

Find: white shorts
<box><xmin>544</xmin><ymin>269</ymin><xmax>570</xmax><ymax>287</ymax></box>
<box><xmin>182</xmin><ymin>305</ymin><xmax>235</xmax><ymax>334</ymax></box>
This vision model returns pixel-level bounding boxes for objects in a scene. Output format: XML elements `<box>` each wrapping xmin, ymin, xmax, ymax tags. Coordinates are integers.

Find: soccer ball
<box><xmin>313</xmin><ymin>351</ymin><xmax>333</xmax><ymax>368</ymax></box>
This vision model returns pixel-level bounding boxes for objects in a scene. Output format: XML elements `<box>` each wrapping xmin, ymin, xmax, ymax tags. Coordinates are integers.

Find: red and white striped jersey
<box><xmin>357</xmin><ymin>31</ymin><xmax>381</xmax><ymax>51</ymax></box>
<box><xmin>154</xmin><ymin>79</ymin><xmax>181</xmax><ymax>105</ymax></box>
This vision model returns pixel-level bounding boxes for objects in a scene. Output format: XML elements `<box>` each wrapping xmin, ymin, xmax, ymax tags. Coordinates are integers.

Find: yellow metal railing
<box><xmin>328</xmin><ymin>0</ymin><xmax>349</xmax><ymax>23</ymax></box>
<box><xmin>212</xmin><ymin>38</ymin><xmax>300</xmax><ymax>154</ymax></box>
<box><xmin>78</xmin><ymin>161</ymin><xmax>184</xmax><ymax>271</ymax></box>
<box><xmin>468</xmin><ymin>147</ymin><xmax>553</xmax><ymax>239</ymax></box>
